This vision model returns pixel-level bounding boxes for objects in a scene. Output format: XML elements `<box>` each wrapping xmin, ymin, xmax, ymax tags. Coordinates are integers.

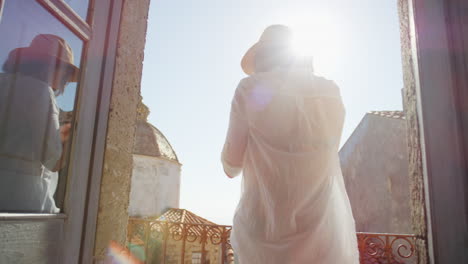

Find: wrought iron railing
<box><xmin>127</xmin><ymin>218</ymin><xmax>233</xmax><ymax>264</ymax></box>
<box><xmin>128</xmin><ymin>218</ymin><xmax>418</xmax><ymax>264</ymax></box>
<box><xmin>357</xmin><ymin>232</ymin><xmax>418</xmax><ymax>264</ymax></box>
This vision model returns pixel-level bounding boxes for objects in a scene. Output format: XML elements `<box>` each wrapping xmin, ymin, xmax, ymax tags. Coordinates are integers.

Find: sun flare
<box><xmin>288</xmin><ymin>15</ymin><xmax>341</xmax><ymax>75</ymax></box>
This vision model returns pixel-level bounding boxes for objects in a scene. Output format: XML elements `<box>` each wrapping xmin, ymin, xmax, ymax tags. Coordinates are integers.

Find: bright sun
<box><xmin>288</xmin><ymin>15</ymin><xmax>341</xmax><ymax>75</ymax></box>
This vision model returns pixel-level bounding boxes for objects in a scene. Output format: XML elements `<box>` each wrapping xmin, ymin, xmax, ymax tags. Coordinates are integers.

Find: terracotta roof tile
<box><xmin>368</xmin><ymin>111</ymin><xmax>405</xmax><ymax>120</ymax></box>
<box><xmin>156</xmin><ymin>208</ymin><xmax>217</xmax><ymax>225</ymax></box>
<box><xmin>133</xmin><ymin>120</ymin><xmax>179</xmax><ymax>162</ymax></box>
<box><xmin>153</xmin><ymin>208</ymin><xmax>220</xmax><ymax>237</ymax></box>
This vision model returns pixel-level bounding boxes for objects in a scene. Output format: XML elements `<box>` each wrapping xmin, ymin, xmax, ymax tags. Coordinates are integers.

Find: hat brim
<box><xmin>67</xmin><ymin>64</ymin><xmax>79</xmax><ymax>82</ymax></box>
<box><xmin>241</xmin><ymin>42</ymin><xmax>259</xmax><ymax>75</ymax></box>
<box><xmin>4</xmin><ymin>48</ymin><xmax>80</xmax><ymax>82</ymax></box>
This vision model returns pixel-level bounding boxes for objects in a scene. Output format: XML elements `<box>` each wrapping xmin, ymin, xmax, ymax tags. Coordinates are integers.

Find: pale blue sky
<box><xmin>141</xmin><ymin>0</ymin><xmax>403</xmax><ymax>225</ymax></box>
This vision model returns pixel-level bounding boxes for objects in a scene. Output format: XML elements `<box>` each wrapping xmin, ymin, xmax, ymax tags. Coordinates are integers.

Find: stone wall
<box><xmin>128</xmin><ymin>155</ymin><xmax>181</xmax><ymax>217</ymax></box>
<box><xmin>397</xmin><ymin>0</ymin><xmax>429</xmax><ymax>263</ymax></box>
<box><xmin>340</xmin><ymin>114</ymin><xmax>411</xmax><ymax>233</ymax></box>
<box><xmin>93</xmin><ymin>0</ymin><xmax>151</xmax><ymax>260</ymax></box>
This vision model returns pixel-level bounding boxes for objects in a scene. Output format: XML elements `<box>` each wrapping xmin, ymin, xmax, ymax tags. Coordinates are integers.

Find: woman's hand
<box><xmin>60</xmin><ymin>123</ymin><xmax>71</xmax><ymax>143</ymax></box>
<box><xmin>52</xmin><ymin>123</ymin><xmax>72</xmax><ymax>172</ymax></box>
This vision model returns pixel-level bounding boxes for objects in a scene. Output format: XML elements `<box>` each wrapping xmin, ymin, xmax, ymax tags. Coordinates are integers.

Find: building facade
<box><xmin>129</xmin><ymin>100</ymin><xmax>182</xmax><ymax>218</ymax></box>
<box><xmin>127</xmin><ymin>209</ymin><xmax>224</xmax><ymax>264</ymax></box>
<box><xmin>340</xmin><ymin>111</ymin><xmax>411</xmax><ymax>233</ymax></box>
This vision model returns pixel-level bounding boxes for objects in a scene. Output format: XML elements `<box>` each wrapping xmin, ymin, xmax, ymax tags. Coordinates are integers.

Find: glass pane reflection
<box><xmin>63</xmin><ymin>0</ymin><xmax>90</xmax><ymax>21</ymax></box>
<box><xmin>0</xmin><ymin>0</ymin><xmax>83</xmax><ymax>213</ymax></box>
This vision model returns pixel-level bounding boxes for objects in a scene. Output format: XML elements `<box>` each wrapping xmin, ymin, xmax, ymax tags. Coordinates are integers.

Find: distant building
<box><xmin>128</xmin><ymin>100</ymin><xmax>182</xmax><ymax>218</ymax></box>
<box><xmin>339</xmin><ymin>111</ymin><xmax>411</xmax><ymax>233</ymax></box>
<box><xmin>157</xmin><ymin>209</ymin><xmax>223</xmax><ymax>264</ymax></box>
<box><xmin>128</xmin><ymin>208</ymin><xmax>225</xmax><ymax>264</ymax></box>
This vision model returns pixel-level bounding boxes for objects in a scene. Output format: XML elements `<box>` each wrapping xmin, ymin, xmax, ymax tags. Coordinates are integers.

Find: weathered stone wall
<box><xmin>398</xmin><ymin>0</ymin><xmax>429</xmax><ymax>263</ymax></box>
<box><xmin>128</xmin><ymin>155</ymin><xmax>181</xmax><ymax>218</ymax></box>
<box><xmin>340</xmin><ymin>114</ymin><xmax>411</xmax><ymax>233</ymax></box>
<box><xmin>93</xmin><ymin>0</ymin><xmax>151</xmax><ymax>260</ymax></box>
<box><xmin>136</xmin><ymin>95</ymin><xmax>150</xmax><ymax>122</ymax></box>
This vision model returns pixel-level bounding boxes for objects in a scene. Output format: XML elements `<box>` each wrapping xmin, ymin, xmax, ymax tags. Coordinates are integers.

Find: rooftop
<box><xmin>133</xmin><ymin>121</ymin><xmax>179</xmax><ymax>162</ymax></box>
<box><xmin>156</xmin><ymin>208</ymin><xmax>217</xmax><ymax>225</ymax></box>
<box><xmin>368</xmin><ymin>110</ymin><xmax>405</xmax><ymax>120</ymax></box>
<box><xmin>133</xmin><ymin>97</ymin><xmax>179</xmax><ymax>162</ymax></box>
<box><xmin>154</xmin><ymin>208</ymin><xmax>220</xmax><ymax>237</ymax></box>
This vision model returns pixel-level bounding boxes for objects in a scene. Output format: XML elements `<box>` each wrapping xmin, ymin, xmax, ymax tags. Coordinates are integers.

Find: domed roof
<box><xmin>133</xmin><ymin>120</ymin><xmax>179</xmax><ymax>162</ymax></box>
<box><xmin>133</xmin><ymin>97</ymin><xmax>179</xmax><ymax>162</ymax></box>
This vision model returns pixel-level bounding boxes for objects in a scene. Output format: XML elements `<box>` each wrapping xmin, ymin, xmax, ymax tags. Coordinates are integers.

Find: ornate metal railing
<box><xmin>357</xmin><ymin>232</ymin><xmax>418</xmax><ymax>264</ymax></box>
<box><xmin>128</xmin><ymin>218</ymin><xmax>418</xmax><ymax>264</ymax></box>
<box><xmin>127</xmin><ymin>218</ymin><xmax>233</xmax><ymax>264</ymax></box>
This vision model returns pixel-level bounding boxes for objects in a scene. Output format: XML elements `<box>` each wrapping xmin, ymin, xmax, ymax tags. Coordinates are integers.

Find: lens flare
<box><xmin>105</xmin><ymin>241</ymin><xmax>143</xmax><ymax>264</ymax></box>
<box><xmin>287</xmin><ymin>14</ymin><xmax>342</xmax><ymax>75</ymax></box>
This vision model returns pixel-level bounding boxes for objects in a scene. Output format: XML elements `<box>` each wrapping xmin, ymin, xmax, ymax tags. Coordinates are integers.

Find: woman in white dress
<box><xmin>221</xmin><ymin>25</ymin><xmax>359</xmax><ymax>263</ymax></box>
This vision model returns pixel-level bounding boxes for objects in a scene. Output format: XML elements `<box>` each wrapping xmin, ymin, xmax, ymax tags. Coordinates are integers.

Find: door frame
<box><xmin>0</xmin><ymin>1</ymin><xmax>124</xmax><ymax>263</ymax></box>
<box><xmin>409</xmin><ymin>0</ymin><xmax>468</xmax><ymax>263</ymax></box>
<box><xmin>78</xmin><ymin>0</ymin><xmax>124</xmax><ymax>262</ymax></box>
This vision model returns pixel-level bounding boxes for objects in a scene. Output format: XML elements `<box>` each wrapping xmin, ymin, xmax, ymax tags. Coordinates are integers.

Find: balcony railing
<box><xmin>127</xmin><ymin>218</ymin><xmax>418</xmax><ymax>264</ymax></box>
<box><xmin>357</xmin><ymin>232</ymin><xmax>418</xmax><ymax>264</ymax></box>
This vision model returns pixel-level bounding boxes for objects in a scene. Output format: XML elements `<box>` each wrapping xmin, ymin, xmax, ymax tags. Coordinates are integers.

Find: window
<box><xmin>0</xmin><ymin>0</ymin><xmax>122</xmax><ymax>262</ymax></box>
<box><xmin>62</xmin><ymin>0</ymin><xmax>90</xmax><ymax>20</ymax></box>
<box><xmin>38</xmin><ymin>0</ymin><xmax>91</xmax><ymax>40</ymax></box>
<box><xmin>191</xmin><ymin>252</ymin><xmax>202</xmax><ymax>264</ymax></box>
<box><xmin>0</xmin><ymin>0</ymin><xmax>84</xmax><ymax>213</ymax></box>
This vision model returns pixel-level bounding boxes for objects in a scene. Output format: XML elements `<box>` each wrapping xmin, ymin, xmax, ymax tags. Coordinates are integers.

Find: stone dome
<box><xmin>133</xmin><ymin>121</ymin><xmax>179</xmax><ymax>162</ymax></box>
<box><xmin>133</xmin><ymin>97</ymin><xmax>179</xmax><ymax>162</ymax></box>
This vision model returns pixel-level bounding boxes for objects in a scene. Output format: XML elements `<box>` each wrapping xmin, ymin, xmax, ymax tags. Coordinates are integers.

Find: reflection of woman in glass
<box><xmin>0</xmin><ymin>34</ymin><xmax>78</xmax><ymax>213</ymax></box>
<box><xmin>222</xmin><ymin>25</ymin><xmax>359</xmax><ymax>263</ymax></box>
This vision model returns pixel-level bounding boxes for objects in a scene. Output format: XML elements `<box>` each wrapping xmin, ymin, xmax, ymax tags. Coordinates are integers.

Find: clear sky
<box><xmin>140</xmin><ymin>0</ymin><xmax>403</xmax><ymax>225</ymax></box>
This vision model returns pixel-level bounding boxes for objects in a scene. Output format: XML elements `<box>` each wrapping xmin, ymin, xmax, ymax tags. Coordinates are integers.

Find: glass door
<box><xmin>0</xmin><ymin>0</ymin><xmax>116</xmax><ymax>263</ymax></box>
